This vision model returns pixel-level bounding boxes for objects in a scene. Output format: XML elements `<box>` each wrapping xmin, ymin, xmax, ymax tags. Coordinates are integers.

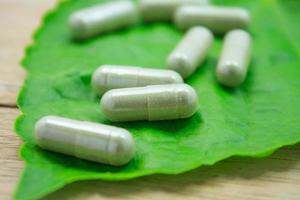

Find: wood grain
<box><xmin>0</xmin><ymin>108</ymin><xmax>23</xmax><ymax>200</ymax></box>
<box><xmin>0</xmin><ymin>0</ymin><xmax>56</xmax><ymax>106</ymax></box>
<box><xmin>0</xmin><ymin>1</ymin><xmax>300</xmax><ymax>200</ymax></box>
<box><xmin>45</xmin><ymin>145</ymin><xmax>300</xmax><ymax>200</ymax></box>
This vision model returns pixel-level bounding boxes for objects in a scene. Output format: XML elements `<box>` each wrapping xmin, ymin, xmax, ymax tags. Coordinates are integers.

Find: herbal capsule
<box><xmin>167</xmin><ymin>26</ymin><xmax>213</xmax><ymax>79</ymax></box>
<box><xmin>174</xmin><ymin>6</ymin><xmax>251</xmax><ymax>34</ymax></box>
<box><xmin>69</xmin><ymin>0</ymin><xmax>138</xmax><ymax>40</ymax></box>
<box><xmin>35</xmin><ymin>116</ymin><xmax>135</xmax><ymax>166</ymax></box>
<box><xmin>216</xmin><ymin>30</ymin><xmax>252</xmax><ymax>87</ymax></box>
<box><xmin>92</xmin><ymin>65</ymin><xmax>183</xmax><ymax>95</ymax></box>
<box><xmin>101</xmin><ymin>84</ymin><xmax>198</xmax><ymax>122</ymax></box>
<box><xmin>139</xmin><ymin>0</ymin><xmax>210</xmax><ymax>22</ymax></box>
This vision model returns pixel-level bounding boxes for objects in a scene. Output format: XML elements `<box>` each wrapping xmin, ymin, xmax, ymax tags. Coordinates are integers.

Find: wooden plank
<box><xmin>0</xmin><ymin>82</ymin><xmax>20</xmax><ymax>107</ymax></box>
<box><xmin>1</xmin><ymin>1</ymin><xmax>300</xmax><ymax>200</ymax></box>
<box><xmin>1</xmin><ymin>107</ymin><xmax>300</xmax><ymax>200</ymax></box>
<box><xmin>0</xmin><ymin>0</ymin><xmax>56</xmax><ymax>106</ymax></box>
<box><xmin>45</xmin><ymin>145</ymin><xmax>300</xmax><ymax>200</ymax></box>
<box><xmin>0</xmin><ymin>108</ymin><xmax>23</xmax><ymax>200</ymax></box>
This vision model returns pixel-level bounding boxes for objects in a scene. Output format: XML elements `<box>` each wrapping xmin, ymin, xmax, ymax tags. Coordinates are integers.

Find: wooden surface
<box><xmin>0</xmin><ymin>1</ymin><xmax>300</xmax><ymax>200</ymax></box>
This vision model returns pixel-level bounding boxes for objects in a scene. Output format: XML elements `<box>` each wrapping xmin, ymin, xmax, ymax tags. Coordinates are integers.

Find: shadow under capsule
<box><xmin>44</xmin><ymin>143</ymin><xmax>300</xmax><ymax>200</ymax></box>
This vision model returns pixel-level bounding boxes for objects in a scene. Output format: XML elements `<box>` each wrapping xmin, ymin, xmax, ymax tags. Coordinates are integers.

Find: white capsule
<box><xmin>69</xmin><ymin>0</ymin><xmax>138</xmax><ymax>39</ymax></box>
<box><xmin>92</xmin><ymin>65</ymin><xmax>183</xmax><ymax>95</ymax></box>
<box><xmin>174</xmin><ymin>6</ymin><xmax>251</xmax><ymax>34</ymax></box>
<box><xmin>167</xmin><ymin>26</ymin><xmax>213</xmax><ymax>79</ymax></box>
<box><xmin>216</xmin><ymin>30</ymin><xmax>252</xmax><ymax>87</ymax></box>
<box><xmin>139</xmin><ymin>0</ymin><xmax>210</xmax><ymax>22</ymax></box>
<box><xmin>101</xmin><ymin>84</ymin><xmax>198</xmax><ymax>122</ymax></box>
<box><xmin>35</xmin><ymin>116</ymin><xmax>135</xmax><ymax>166</ymax></box>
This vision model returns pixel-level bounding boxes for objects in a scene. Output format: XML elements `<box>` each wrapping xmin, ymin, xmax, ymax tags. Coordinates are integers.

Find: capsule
<box><xmin>101</xmin><ymin>84</ymin><xmax>198</xmax><ymax>122</ymax></box>
<box><xmin>35</xmin><ymin>116</ymin><xmax>135</xmax><ymax>166</ymax></box>
<box><xmin>216</xmin><ymin>30</ymin><xmax>252</xmax><ymax>87</ymax></box>
<box><xmin>167</xmin><ymin>26</ymin><xmax>213</xmax><ymax>79</ymax></box>
<box><xmin>174</xmin><ymin>6</ymin><xmax>251</xmax><ymax>34</ymax></box>
<box><xmin>139</xmin><ymin>0</ymin><xmax>210</xmax><ymax>22</ymax></box>
<box><xmin>92</xmin><ymin>65</ymin><xmax>183</xmax><ymax>95</ymax></box>
<box><xmin>69</xmin><ymin>0</ymin><xmax>138</xmax><ymax>40</ymax></box>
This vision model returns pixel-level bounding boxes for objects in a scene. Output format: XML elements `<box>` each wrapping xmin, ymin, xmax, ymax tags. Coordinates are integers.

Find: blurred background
<box><xmin>0</xmin><ymin>1</ymin><xmax>300</xmax><ymax>200</ymax></box>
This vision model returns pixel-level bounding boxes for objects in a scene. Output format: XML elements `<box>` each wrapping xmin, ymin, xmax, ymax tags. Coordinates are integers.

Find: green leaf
<box><xmin>15</xmin><ymin>0</ymin><xmax>300</xmax><ymax>199</ymax></box>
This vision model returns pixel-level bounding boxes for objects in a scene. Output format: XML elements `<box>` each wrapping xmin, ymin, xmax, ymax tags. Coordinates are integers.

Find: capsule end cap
<box><xmin>109</xmin><ymin>130</ymin><xmax>136</xmax><ymax>166</ymax></box>
<box><xmin>179</xmin><ymin>84</ymin><xmax>199</xmax><ymax>118</ymax></box>
<box><xmin>217</xmin><ymin>62</ymin><xmax>246</xmax><ymax>87</ymax></box>
<box><xmin>167</xmin><ymin>54</ymin><xmax>193</xmax><ymax>79</ymax></box>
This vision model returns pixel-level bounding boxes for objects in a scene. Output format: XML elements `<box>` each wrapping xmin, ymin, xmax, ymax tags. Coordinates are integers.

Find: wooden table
<box><xmin>1</xmin><ymin>1</ymin><xmax>300</xmax><ymax>200</ymax></box>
